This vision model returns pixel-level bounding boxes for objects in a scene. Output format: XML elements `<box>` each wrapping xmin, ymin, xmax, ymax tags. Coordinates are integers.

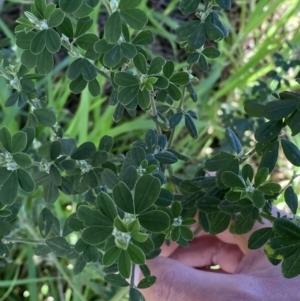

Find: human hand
<box><xmin>140</xmin><ymin>220</ymin><xmax>300</xmax><ymax>301</ymax></box>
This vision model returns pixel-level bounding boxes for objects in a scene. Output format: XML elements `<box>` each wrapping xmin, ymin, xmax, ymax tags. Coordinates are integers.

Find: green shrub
<box><xmin>0</xmin><ymin>0</ymin><xmax>300</xmax><ymax>300</ymax></box>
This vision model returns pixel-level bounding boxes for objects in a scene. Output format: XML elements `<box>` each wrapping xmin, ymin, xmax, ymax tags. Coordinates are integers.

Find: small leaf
<box><xmin>36</xmin><ymin>48</ymin><xmax>53</xmax><ymax>74</ymax></box>
<box><xmin>97</xmin><ymin>192</ymin><xmax>118</xmax><ymax>222</ymax></box>
<box><xmin>188</xmin><ymin>24</ymin><xmax>205</xmax><ymax>49</ymax></box>
<box><xmin>99</xmin><ymin>135</ymin><xmax>114</xmax><ymax>152</ymax></box>
<box><xmin>254</xmin><ymin>167</ymin><xmax>269</xmax><ymax>187</ymax></box>
<box><xmin>39</xmin><ymin>207</ymin><xmax>54</xmax><ymax>238</ymax></box>
<box><xmin>216</xmin><ymin>0</ymin><xmax>231</xmax><ymax>10</ymax></box>
<box><xmin>11</xmin><ymin>131</ymin><xmax>27</xmax><ymax>153</ymax></box>
<box><xmin>252</xmin><ymin>190</ymin><xmax>265</xmax><ymax>209</ymax></box>
<box><xmin>113</xmin><ymin>182</ymin><xmax>135</xmax><ymax>214</ymax></box>
<box><xmin>254</xmin><ymin>120</ymin><xmax>283</xmax><ymax>143</ymax></box>
<box><xmin>71</xmin><ymin>142</ymin><xmax>96</xmax><ymax>160</ymax></box>
<box><xmin>137</xmin><ymin>276</ymin><xmax>157</xmax><ymax>289</ymax></box>
<box><xmin>101</xmin><ymin>168</ymin><xmax>119</xmax><ymax>189</ymax></box>
<box><xmin>114</xmin><ymin>72</ymin><xmax>139</xmax><ymax>86</ymax></box>
<box><xmin>105</xmin><ymin>11</ymin><xmax>122</xmax><ymax>44</ymax></box>
<box><xmin>258</xmin><ymin>141</ymin><xmax>279</xmax><ymax>173</ymax></box>
<box><xmin>0</xmin><ymin>171</ymin><xmax>18</xmax><ymax>205</ymax></box>
<box><xmin>185</xmin><ymin>113</ymin><xmax>198</xmax><ymax>139</ymax></box>
<box><xmin>121</xmin><ymin>9</ymin><xmax>147</xmax><ymax>30</ymax></box>
<box><xmin>179</xmin><ymin>0</ymin><xmax>200</xmax><ymax>14</ymax></box>
<box><xmin>118</xmin><ymin>250</ymin><xmax>131</xmax><ymax>278</ymax></box>
<box><xmin>104</xmin><ymin>274</ymin><xmax>129</xmax><ymax>287</ymax></box>
<box><xmin>103</xmin><ymin>245</ymin><xmax>122</xmax><ymax>266</ymax></box>
<box><xmin>59</xmin><ymin>0</ymin><xmax>83</xmax><ymax>13</ymax></box>
<box><xmin>119</xmin><ymin>0</ymin><xmax>142</xmax><ymax>9</ymax></box>
<box><xmin>248</xmin><ymin>227</ymin><xmax>273</xmax><ymax>249</ymax></box>
<box><xmin>264</xmin><ymin>99</ymin><xmax>298</xmax><ymax>121</ymax></box>
<box><xmin>134</xmin><ymin>175</ymin><xmax>161</xmax><ymax>214</ymax></box>
<box><xmin>81</xmin><ymin>225</ymin><xmax>113</xmax><ymax>245</ymax></box>
<box><xmin>17</xmin><ymin>169</ymin><xmax>35</xmax><ymax>192</ymax></box>
<box><xmin>127</xmin><ymin>243</ymin><xmax>145</xmax><ymax>264</ymax></box>
<box><xmin>281</xmin><ymin>139</ymin><xmax>300</xmax><ymax>166</ymax></box>
<box><xmin>284</xmin><ymin>186</ymin><xmax>298</xmax><ymax>215</ymax></box>
<box><xmin>30</xmin><ymin>30</ymin><xmax>46</xmax><ymax>54</ymax></box>
<box><xmin>139</xmin><ymin>210</ymin><xmax>170</xmax><ymax>232</ymax></box>
<box><xmin>75</xmin><ymin>16</ymin><xmax>93</xmax><ymax>37</ymax></box>
<box><xmin>169</xmin><ymin>72</ymin><xmax>189</xmax><ymax>85</ymax></box>
<box><xmin>48</xmin><ymin>8</ymin><xmax>65</xmax><ymax>28</ymax></box>
<box><xmin>225</xmin><ymin>128</ymin><xmax>242</xmax><ymax>154</ymax></box>
<box><xmin>132</xmin><ymin>30</ymin><xmax>154</xmax><ymax>45</ymax></box>
<box><xmin>133</xmin><ymin>53</ymin><xmax>147</xmax><ymax>74</ymax></box>
<box><xmin>154</xmin><ymin>151</ymin><xmax>178</xmax><ymax>164</ymax></box>
<box><xmin>202</xmin><ymin>47</ymin><xmax>221</xmax><ymax>58</ymax></box>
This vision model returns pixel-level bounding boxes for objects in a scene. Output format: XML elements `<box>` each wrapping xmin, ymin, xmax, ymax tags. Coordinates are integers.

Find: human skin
<box><xmin>140</xmin><ymin>217</ymin><xmax>300</xmax><ymax>301</ymax></box>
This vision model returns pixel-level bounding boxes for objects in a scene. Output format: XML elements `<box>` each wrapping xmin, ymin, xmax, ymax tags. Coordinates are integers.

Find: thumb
<box><xmin>141</xmin><ymin>257</ymin><xmax>258</xmax><ymax>301</ymax></box>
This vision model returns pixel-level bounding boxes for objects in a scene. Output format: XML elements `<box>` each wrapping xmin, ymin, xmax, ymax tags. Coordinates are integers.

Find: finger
<box><xmin>170</xmin><ymin>236</ymin><xmax>244</xmax><ymax>273</ymax></box>
<box><xmin>142</xmin><ymin>256</ymin><xmax>258</xmax><ymax>301</ymax></box>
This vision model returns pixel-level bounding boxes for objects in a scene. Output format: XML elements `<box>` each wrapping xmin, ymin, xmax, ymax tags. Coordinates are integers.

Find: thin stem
<box><xmin>2</xmin><ymin>237</ymin><xmax>46</xmax><ymax>245</ymax></box>
<box><xmin>260</xmin><ymin>212</ymin><xmax>276</xmax><ymax>222</ymax></box>
<box><xmin>149</xmin><ymin>94</ymin><xmax>162</xmax><ymax>136</ymax></box>
<box><xmin>278</xmin><ymin>172</ymin><xmax>300</xmax><ymax>195</ymax></box>
<box><xmin>130</xmin><ymin>263</ymin><xmax>136</xmax><ymax>289</ymax></box>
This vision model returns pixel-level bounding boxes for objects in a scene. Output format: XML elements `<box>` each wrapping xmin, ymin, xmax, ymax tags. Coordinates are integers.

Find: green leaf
<box><xmin>129</xmin><ymin>288</ymin><xmax>145</xmax><ymax>301</ymax></box>
<box><xmin>185</xmin><ymin>113</ymin><xmax>198</xmax><ymax>139</ymax></box>
<box><xmin>0</xmin><ymin>127</ymin><xmax>12</xmax><ymax>152</ymax></box>
<box><xmin>99</xmin><ymin>135</ymin><xmax>114</xmax><ymax>152</ymax></box>
<box><xmin>221</xmin><ymin>171</ymin><xmax>245</xmax><ymax>188</ymax></box>
<box><xmin>169</xmin><ymin>72</ymin><xmax>189</xmax><ymax>85</ymax></box>
<box><xmin>37</xmin><ymin>48</ymin><xmax>53</xmax><ymax>74</ymax></box>
<box><xmin>244</xmin><ymin>101</ymin><xmax>265</xmax><ymax>117</ymax></box>
<box><xmin>39</xmin><ymin>207</ymin><xmax>53</xmax><ymax>238</ymax></box>
<box><xmin>138</xmin><ymin>89</ymin><xmax>151</xmax><ymax>110</ymax></box>
<box><xmin>205</xmin><ymin>152</ymin><xmax>235</xmax><ymax>171</ymax></box>
<box><xmin>156</xmin><ymin>188</ymin><xmax>173</xmax><ymax>207</ymax></box>
<box><xmin>17</xmin><ymin>169</ymin><xmax>35</xmax><ymax>192</ymax></box>
<box><xmin>209</xmin><ymin>212</ymin><xmax>231</xmax><ymax>235</ymax></box>
<box><xmin>56</xmin><ymin>16</ymin><xmax>74</xmax><ymax>37</ymax></box>
<box><xmin>258</xmin><ymin>141</ymin><xmax>279</xmax><ymax>173</ymax></box>
<box><xmin>83</xmin><ymin>245</ymin><xmax>99</xmax><ymax>263</ymax></box>
<box><xmin>127</xmin><ymin>243</ymin><xmax>145</xmax><ymax>264</ymax></box>
<box><xmin>16</xmin><ymin>31</ymin><xmax>36</xmax><ymax>49</ymax></box>
<box><xmin>216</xmin><ymin>0</ymin><xmax>231</xmax><ymax>10</ymax></box>
<box><xmin>69</xmin><ymin>75</ymin><xmax>87</xmax><ymax>94</ymax></box>
<box><xmin>163</xmin><ymin>60</ymin><xmax>174</xmax><ymax>78</ymax></box>
<box><xmin>119</xmin><ymin>0</ymin><xmax>141</xmax><ymax>9</ymax></box>
<box><xmin>198</xmin><ymin>54</ymin><xmax>208</xmax><ymax>71</ymax></box>
<box><xmin>45</xmin><ymin>29</ymin><xmax>61</xmax><ymax>53</ymax></box>
<box><xmin>21</xmin><ymin>50</ymin><xmax>37</xmax><ymax>69</ymax></box>
<box><xmin>81</xmin><ymin>58</ymin><xmax>97</xmax><ymax>81</ymax></box>
<box><xmin>43</xmin><ymin>181</ymin><xmax>59</xmax><ymax>203</ymax></box>
<box><xmin>264</xmin><ymin>99</ymin><xmax>298</xmax><ymax>121</ymax></box>
<box><xmin>231</xmin><ymin>213</ymin><xmax>255</xmax><ymax>235</ymax></box>
<box><xmin>254</xmin><ymin>120</ymin><xmax>283</xmax><ymax>143</ymax></box>
<box><xmin>130</xmin><ymin>146</ymin><xmax>146</xmax><ymax>167</ymax></box>
<box><xmin>103</xmin><ymin>44</ymin><xmax>122</xmax><ymax>67</ymax></box>
<box><xmin>73</xmin><ymin>255</ymin><xmax>86</xmax><ymax>274</ymax></box>
<box><xmin>76</xmin><ymin>33</ymin><xmax>98</xmax><ymax>50</ymax></box>
<box><xmin>242</xmin><ymin>164</ymin><xmax>254</xmax><ymax>182</ymax></box>
<box><xmin>254</xmin><ymin>167</ymin><xmax>269</xmax><ymax>187</ymax></box>
<box><xmin>92</xmin><ymin>150</ymin><xmax>107</xmax><ymax>166</ymax></box>
<box><xmin>81</xmin><ymin>225</ymin><xmax>113</xmax><ymax>245</ymax></box>
<box><xmin>71</xmin><ymin>142</ymin><xmax>96</xmax><ymax>160</ymax></box>
<box><xmin>154</xmin><ymin>151</ymin><xmax>178</xmax><ymax>164</ymax></box>
<box><xmin>252</xmin><ymin>190</ymin><xmax>265</xmax><ymax>209</ymax></box>
<box><xmin>197</xmin><ymin>196</ymin><xmax>221</xmax><ymax>213</ymax></box>
<box><xmin>168</xmin><ymin>83</ymin><xmax>182</xmax><ymax>101</ymax></box>
<box><xmin>30</xmin><ymin>30</ymin><xmax>46</xmax><ymax>54</ymax></box>
<box><xmin>97</xmin><ymin>192</ymin><xmax>118</xmax><ymax>222</ymax></box>
<box><xmin>34</xmin><ymin>108</ymin><xmax>56</xmax><ymax>127</ymax></box>
<box><xmin>281</xmin><ymin>139</ymin><xmax>300</xmax><ymax>166</ymax></box>
<box><xmin>48</xmin><ymin>9</ymin><xmax>65</xmax><ymax>28</ymax></box>
<box><xmin>284</xmin><ymin>186</ymin><xmax>298</xmax><ymax>215</ymax></box>
<box><xmin>204</xmin><ymin>22</ymin><xmax>224</xmax><ymax>41</ymax></box>
<box><xmin>139</xmin><ymin>210</ymin><xmax>170</xmax><ymax>232</ymax></box>
<box><xmin>188</xmin><ymin>24</ymin><xmax>206</xmax><ymax>49</ymax></box>
<box><xmin>202</xmin><ymin>47</ymin><xmax>221</xmax><ymax>58</ymax></box>
<box><xmin>118</xmin><ymin>86</ymin><xmax>139</xmax><ymax>106</ymax></box>
<box><xmin>105</xmin><ymin>11</ymin><xmax>122</xmax><ymax>44</ymax></box>
<box><xmin>0</xmin><ymin>221</ymin><xmax>11</xmax><ymax>236</ymax></box>
<box><xmin>248</xmin><ymin>227</ymin><xmax>273</xmax><ymax>250</ymax></box>
<box><xmin>46</xmin><ymin>237</ymin><xmax>71</xmax><ymax>257</ymax></box>
<box><xmin>77</xmin><ymin>205</ymin><xmax>112</xmax><ymax>226</ymax></box>
<box><xmin>273</xmin><ymin>218</ymin><xmax>300</xmax><ymax>239</ymax></box>
<box><xmin>114</xmin><ymin>72</ymin><xmax>139</xmax><ymax>86</ymax></box>
<box><xmin>113</xmin><ymin>182</ymin><xmax>135</xmax><ymax>214</ymax></box>
<box><xmin>101</xmin><ymin>168</ymin><xmax>119</xmax><ymax>189</ymax></box>
<box><xmin>121</xmin><ymin>9</ymin><xmax>147</xmax><ymax>30</ymax></box>
<box><xmin>287</xmin><ymin>110</ymin><xmax>300</xmax><ymax>136</ymax></box>
<box><xmin>179</xmin><ymin>0</ymin><xmax>200</xmax><ymax>14</ymax></box>
<box><xmin>180</xmin><ymin>226</ymin><xmax>194</xmax><ymax>240</ymax></box>
<box><xmin>34</xmin><ymin>0</ymin><xmax>47</xmax><ymax>17</ymax></box>
<box><xmin>134</xmin><ymin>175</ymin><xmax>161</xmax><ymax>214</ymax></box>
<box><xmin>0</xmin><ymin>171</ymin><xmax>18</xmax><ymax>205</ymax></box>
<box><xmin>121</xmin><ymin>43</ymin><xmax>137</xmax><ymax>59</ymax></box>
<box><xmin>103</xmin><ymin>245</ymin><xmax>122</xmax><ymax>266</ymax></box>
<box><xmin>133</xmin><ymin>53</ymin><xmax>147</xmax><ymax>74</ymax></box>
<box><xmin>148</xmin><ymin>56</ymin><xmax>165</xmax><ymax>75</ymax></box>
<box><xmin>118</xmin><ymin>250</ymin><xmax>131</xmax><ymax>278</ymax></box>
<box><xmin>75</xmin><ymin>16</ymin><xmax>93</xmax><ymax>37</ymax></box>
<box><xmin>104</xmin><ymin>274</ymin><xmax>129</xmax><ymax>287</ymax></box>
<box><xmin>137</xmin><ymin>276</ymin><xmax>157</xmax><ymax>289</ymax></box>
<box><xmin>50</xmin><ymin>141</ymin><xmax>62</xmax><ymax>161</ymax></box>
<box><xmin>258</xmin><ymin>182</ymin><xmax>281</xmax><ymax>195</ymax></box>
<box><xmin>11</xmin><ymin>131</ymin><xmax>27</xmax><ymax>153</ymax></box>
<box><xmin>50</xmin><ymin>165</ymin><xmax>62</xmax><ymax>186</ymax></box>
<box><xmin>67</xmin><ymin>58</ymin><xmax>83</xmax><ymax>80</ymax></box>
<box><xmin>225</xmin><ymin>128</ymin><xmax>242</xmax><ymax>154</ymax></box>
<box><xmin>59</xmin><ymin>0</ymin><xmax>83</xmax><ymax>13</ymax></box>
<box><xmin>132</xmin><ymin>30</ymin><xmax>154</xmax><ymax>45</ymax></box>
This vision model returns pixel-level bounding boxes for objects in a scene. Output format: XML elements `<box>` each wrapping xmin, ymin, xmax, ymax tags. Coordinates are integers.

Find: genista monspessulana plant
<box><xmin>0</xmin><ymin>0</ymin><xmax>300</xmax><ymax>299</ymax></box>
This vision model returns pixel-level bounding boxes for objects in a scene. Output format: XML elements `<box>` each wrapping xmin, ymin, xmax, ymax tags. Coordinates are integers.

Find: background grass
<box><xmin>0</xmin><ymin>0</ymin><xmax>300</xmax><ymax>300</ymax></box>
